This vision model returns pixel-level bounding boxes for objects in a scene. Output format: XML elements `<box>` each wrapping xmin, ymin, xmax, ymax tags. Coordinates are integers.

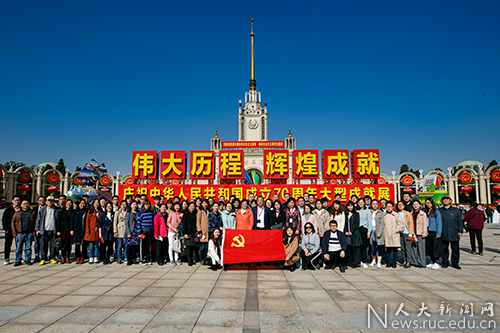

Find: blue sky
<box><xmin>1</xmin><ymin>1</ymin><xmax>499</xmax><ymax>176</ymax></box>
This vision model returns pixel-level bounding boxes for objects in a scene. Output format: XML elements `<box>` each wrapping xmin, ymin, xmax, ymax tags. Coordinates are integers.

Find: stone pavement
<box><xmin>0</xmin><ymin>224</ymin><xmax>500</xmax><ymax>332</ymax></box>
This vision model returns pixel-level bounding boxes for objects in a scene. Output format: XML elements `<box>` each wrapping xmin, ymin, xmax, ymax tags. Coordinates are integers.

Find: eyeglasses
<box><xmin>305</xmin><ymin>227</ymin><xmax>312</xmax><ymax>229</ymax></box>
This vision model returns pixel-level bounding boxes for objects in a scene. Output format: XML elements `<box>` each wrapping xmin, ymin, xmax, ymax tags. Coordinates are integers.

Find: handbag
<box><xmin>51</xmin><ymin>237</ymin><xmax>63</xmax><ymax>251</ymax></box>
<box><xmin>172</xmin><ymin>233</ymin><xmax>181</xmax><ymax>253</ymax></box>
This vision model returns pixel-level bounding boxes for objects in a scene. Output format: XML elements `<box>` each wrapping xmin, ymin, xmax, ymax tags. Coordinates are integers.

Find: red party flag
<box><xmin>221</xmin><ymin>229</ymin><xmax>286</xmax><ymax>265</ymax></box>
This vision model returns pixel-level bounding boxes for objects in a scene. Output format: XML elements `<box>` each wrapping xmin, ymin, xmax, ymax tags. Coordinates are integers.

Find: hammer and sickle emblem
<box><xmin>231</xmin><ymin>234</ymin><xmax>245</xmax><ymax>248</ymax></box>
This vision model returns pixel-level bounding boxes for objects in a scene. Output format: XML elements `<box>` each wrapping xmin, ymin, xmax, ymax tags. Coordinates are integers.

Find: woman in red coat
<box><xmin>84</xmin><ymin>199</ymin><xmax>102</xmax><ymax>264</ymax></box>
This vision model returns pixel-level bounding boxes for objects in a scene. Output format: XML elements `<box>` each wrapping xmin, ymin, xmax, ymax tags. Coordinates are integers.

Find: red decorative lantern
<box><xmin>19</xmin><ymin>171</ymin><xmax>31</xmax><ymax>183</ymax></box>
<box><xmin>403</xmin><ymin>188</ymin><xmax>413</xmax><ymax>194</ymax></box>
<box><xmin>18</xmin><ymin>185</ymin><xmax>30</xmax><ymax>193</ymax></box>
<box><xmin>461</xmin><ymin>186</ymin><xmax>473</xmax><ymax>196</ymax></box>
<box><xmin>491</xmin><ymin>170</ymin><xmax>500</xmax><ymax>182</ymax></box>
<box><xmin>47</xmin><ymin>173</ymin><xmax>59</xmax><ymax>184</ymax></box>
<box><xmin>100</xmin><ymin>188</ymin><xmax>109</xmax><ymax>192</ymax></box>
<box><xmin>459</xmin><ymin>172</ymin><xmax>472</xmax><ymax>184</ymax></box>
<box><xmin>492</xmin><ymin>185</ymin><xmax>500</xmax><ymax>193</ymax></box>
<box><xmin>100</xmin><ymin>176</ymin><xmax>111</xmax><ymax>186</ymax></box>
<box><xmin>47</xmin><ymin>186</ymin><xmax>58</xmax><ymax>194</ymax></box>
<box><xmin>401</xmin><ymin>176</ymin><xmax>413</xmax><ymax>186</ymax></box>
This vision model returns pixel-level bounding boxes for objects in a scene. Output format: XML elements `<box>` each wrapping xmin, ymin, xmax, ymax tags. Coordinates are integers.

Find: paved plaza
<box><xmin>0</xmin><ymin>223</ymin><xmax>499</xmax><ymax>332</ymax></box>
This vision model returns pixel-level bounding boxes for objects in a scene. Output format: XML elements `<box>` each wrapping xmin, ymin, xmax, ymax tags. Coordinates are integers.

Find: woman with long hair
<box><xmin>383</xmin><ymin>201</ymin><xmax>405</xmax><ymax>268</ymax></box>
<box><xmin>98</xmin><ymin>202</ymin><xmax>115</xmax><ymax>265</ymax></box>
<box><xmin>207</xmin><ymin>228</ymin><xmax>222</xmax><ymax>271</ymax></box>
<box><xmin>357</xmin><ymin>198</ymin><xmax>371</xmax><ymax>268</ymax></box>
<box><xmin>113</xmin><ymin>200</ymin><xmax>128</xmax><ymax>264</ymax></box>
<box><xmin>124</xmin><ymin>201</ymin><xmax>140</xmax><ymax>265</ymax></box>
<box><xmin>312</xmin><ymin>199</ymin><xmax>331</xmax><ymax>238</ymax></box>
<box><xmin>70</xmin><ymin>199</ymin><xmax>87</xmax><ymax>264</ymax></box>
<box><xmin>84</xmin><ymin>199</ymin><xmax>102</xmax><ymax>264</ymax></box>
<box><xmin>167</xmin><ymin>202</ymin><xmax>183</xmax><ymax>265</ymax></box>
<box><xmin>345</xmin><ymin>201</ymin><xmax>363</xmax><ymax>268</ymax></box>
<box><xmin>197</xmin><ymin>199</ymin><xmax>210</xmax><ymax>265</ymax></box>
<box><xmin>368</xmin><ymin>199</ymin><xmax>385</xmax><ymax>268</ymax></box>
<box><xmin>424</xmin><ymin>198</ymin><xmax>443</xmax><ymax>269</ymax></box>
<box><xmin>410</xmin><ymin>200</ymin><xmax>428</xmax><ymax>267</ymax></box>
<box><xmin>300</xmin><ymin>204</ymin><xmax>317</xmax><ymax>236</ymax></box>
<box><xmin>283</xmin><ymin>226</ymin><xmax>299</xmax><ymax>271</ymax></box>
<box><xmin>396</xmin><ymin>201</ymin><xmax>414</xmax><ymax>269</ymax></box>
<box><xmin>270</xmin><ymin>200</ymin><xmax>285</xmax><ymax>230</ymax></box>
<box><xmin>331</xmin><ymin>200</ymin><xmax>346</xmax><ymax>232</ymax></box>
<box><xmin>57</xmin><ymin>199</ymin><xmax>73</xmax><ymax>264</ymax></box>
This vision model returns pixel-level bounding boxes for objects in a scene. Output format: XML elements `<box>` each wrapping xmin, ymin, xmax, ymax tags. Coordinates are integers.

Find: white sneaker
<box><xmin>89</xmin><ymin>257</ymin><xmax>94</xmax><ymax>264</ymax></box>
<box><xmin>426</xmin><ymin>263</ymin><xmax>434</xmax><ymax>268</ymax></box>
<box><xmin>369</xmin><ymin>261</ymin><xmax>376</xmax><ymax>267</ymax></box>
<box><xmin>94</xmin><ymin>257</ymin><xmax>99</xmax><ymax>264</ymax></box>
<box><xmin>4</xmin><ymin>260</ymin><xmax>10</xmax><ymax>265</ymax></box>
<box><xmin>109</xmin><ymin>256</ymin><xmax>114</xmax><ymax>262</ymax></box>
<box><xmin>362</xmin><ymin>263</ymin><xmax>368</xmax><ymax>269</ymax></box>
<box><xmin>431</xmin><ymin>263</ymin><xmax>440</xmax><ymax>270</ymax></box>
<box><xmin>175</xmin><ymin>261</ymin><xmax>182</xmax><ymax>265</ymax></box>
<box><xmin>376</xmin><ymin>263</ymin><xmax>382</xmax><ymax>268</ymax></box>
<box><xmin>169</xmin><ymin>261</ymin><xmax>176</xmax><ymax>266</ymax></box>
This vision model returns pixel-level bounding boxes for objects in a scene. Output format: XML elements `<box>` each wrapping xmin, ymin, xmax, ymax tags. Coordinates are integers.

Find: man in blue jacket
<box><xmin>252</xmin><ymin>196</ymin><xmax>271</xmax><ymax>230</ymax></box>
<box><xmin>438</xmin><ymin>195</ymin><xmax>464</xmax><ymax>269</ymax></box>
<box><xmin>321</xmin><ymin>220</ymin><xmax>348</xmax><ymax>273</ymax></box>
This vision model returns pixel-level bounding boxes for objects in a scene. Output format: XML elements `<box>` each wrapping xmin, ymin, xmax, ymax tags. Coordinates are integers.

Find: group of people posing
<box><xmin>2</xmin><ymin>190</ymin><xmax>477</xmax><ymax>272</ymax></box>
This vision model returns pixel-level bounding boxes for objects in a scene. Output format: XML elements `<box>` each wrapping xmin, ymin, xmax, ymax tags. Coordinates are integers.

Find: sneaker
<box><xmin>142</xmin><ymin>261</ymin><xmax>148</xmax><ymax>266</ymax></box>
<box><xmin>4</xmin><ymin>260</ymin><xmax>10</xmax><ymax>265</ymax></box>
<box><xmin>89</xmin><ymin>257</ymin><xmax>94</xmax><ymax>264</ymax></box>
<box><xmin>50</xmin><ymin>259</ymin><xmax>57</xmax><ymax>264</ymax></box>
<box><xmin>426</xmin><ymin>263</ymin><xmax>434</xmax><ymax>268</ymax></box>
<box><xmin>13</xmin><ymin>262</ymin><xmax>22</xmax><ymax>267</ymax></box>
<box><xmin>376</xmin><ymin>263</ymin><xmax>382</xmax><ymax>269</ymax></box>
<box><xmin>26</xmin><ymin>261</ymin><xmax>33</xmax><ymax>266</ymax></box>
<box><xmin>369</xmin><ymin>261</ymin><xmax>376</xmax><ymax>267</ymax></box>
<box><xmin>362</xmin><ymin>263</ymin><xmax>368</xmax><ymax>269</ymax></box>
<box><xmin>39</xmin><ymin>260</ymin><xmax>46</xmax><ymax>265</ymax></box>
<box><xmin>431</xmin><ymin>263</ymin><xmax>440</xmax><ymax>270</ymax></box>
<box><xmin>175</xmin><ymin>261</ymin><xmax>182</xmax><ymax>265</ymax></box>
<box><xmin>110</xmin><ymin>256</ymin><xmax>114</xmax><ymax>262</ymax></box>
<box><xmin>93</xmin><ymin>257</ymin><xmax>99</xmax><ymax>264</ymax></box>
<box><xmin>148</xmin><ymin>261</ymin><xmax>152</xmax><ymax>265</ymax></box>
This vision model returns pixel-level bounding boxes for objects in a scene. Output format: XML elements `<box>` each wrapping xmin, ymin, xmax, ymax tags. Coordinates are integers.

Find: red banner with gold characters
<box><xmin>119</xmin><ymin>184</ymin><xmax>395</xmax><ymax>204</ymax></box>
<box><xmin>322</xmin><ymin>150</ymin><xmax>350</xmax><ymax>179</ymax></box>
<box><xmin>160</xmin><ymin>151</ymin><xmax>186</xmax><ymax>179</ymax></box>
<box><xmin>219</xmin><ymin>150</ymin><xmax>244</xmax><ymax>179</ymax></box>
<box><xmin>190</xmin><ymin>151</ymin><xmax>215</xmax><ymax>179</ymax></box>
<box><xmin>132</xmin><ymin>151</ymin><xmax>158</xmax><ymax>180</ymax></box>
<box><xmin>222</xmin><ymin>141</ymin><xmax>284</xmax><ymax>149</ymax></box>
<box><xmin>222</xmin><ymin>229</ymin><xmax>286</xmax><ymax>264</ymax></box>
<box><xmin>293</xmin><ymin>150</ymin><xmax>319</xmax><ymax>179</ymax></box>
<box><xmin>264</xmin><ymin>150</ymin><xmax>289</xmax><ymax>179</ymax></box>
<box><xmin>351</xmin><ymin>149</ymin><xmax>380</xmax><ymax>179</ymax></box>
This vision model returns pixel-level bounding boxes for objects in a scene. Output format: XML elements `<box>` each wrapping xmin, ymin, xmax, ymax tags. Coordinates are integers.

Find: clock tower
<box><xmin>238</xmin><ymin>19</ymin><xmax>268</xmax><ymax>141</ymax></box>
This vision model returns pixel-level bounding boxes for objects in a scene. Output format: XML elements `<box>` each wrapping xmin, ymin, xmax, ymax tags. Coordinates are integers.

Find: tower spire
<box><xmin>249</xmin><ymin>18</ymin><xmax>256</xmax><ymax>91</ymax></box>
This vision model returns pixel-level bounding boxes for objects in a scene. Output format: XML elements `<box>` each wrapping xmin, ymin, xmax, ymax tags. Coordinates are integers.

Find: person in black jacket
<box><xmin>32</xmin><ymin>196</ymin><xmax>46</xmax><ymax>262</ymax></box>
<box><xmin>321</xmin><ymin>220</ymin><xmax>348</xmax><ymax>273</ymax></box>
<box><xmin>182</xmin><ymin>202</ymin><xmax>198</xmax><ymax>266</ymax></box>
<box><xmin>2</xmin><ymin>195</ymin><xmax>21</xmax><ymax>265</ymax></box>
<box><xmin>344</xmin><ymin>201</ymin><xmax>363</xmax><ymax>268</ymax></box>
<box><xmin>269</xmin><ymin>200</ymin><xmax>285</xmax><ymax>230</ymax></box>
<box><xmin>57</xmin><ymin>199</ymin><xmax>73</xmax><ymax>263</ymax></box>
<box><xmin>438</xmin><ymin>195</ymin><xmax>464</xmax><ymax>269</ymax></box>
<box><xmin>71</xmin><ymin>200</ymin><xmax>87</xmax><ymax>264</ymax></box>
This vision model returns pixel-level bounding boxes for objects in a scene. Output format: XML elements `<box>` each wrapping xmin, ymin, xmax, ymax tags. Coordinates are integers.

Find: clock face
<box><xmin>248</xmin><ymin>119</ymin><xmax>259</xmax><ymax>129</ymax></box>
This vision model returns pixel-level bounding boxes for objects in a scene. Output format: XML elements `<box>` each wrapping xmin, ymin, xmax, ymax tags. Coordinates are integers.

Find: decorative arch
<box><xmin>14</xmin><ymin>166</ymin><xmax>35</xmax><ymax>174</ymax></box>
<box><xmin>397</xmin><ymin>172</ymin><xmax>418</xmax><ymax>182</ymax></box>
<box><xmin>486</xmin><ymin>165</ymin><xmax>500</xmax><ymax>177</ymax></box>
<box><xmin>70</xmin><ymin>171</ymin><xmax>81</xmax><ymax>179</ymax></box>
<box><xmin>426</xmin><ymin>169</ymin><xmax>447</xmax><ymax>180</ymax></box>
<box><xmin>453</xmin><ymin>166</ymin><xmax>478</xmax><ymax>178</ymax></box>
<box><xmin>42</xmin><ymin>168</ymin><xmax>64</xmax><ymax>178</ymax></box>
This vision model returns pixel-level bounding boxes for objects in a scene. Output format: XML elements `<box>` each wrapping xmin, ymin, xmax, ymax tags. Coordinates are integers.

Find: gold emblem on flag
<box><xmin>231</xmin><ymin>234</ymin><xmax>245</xmax><ymax>248</ymax></box>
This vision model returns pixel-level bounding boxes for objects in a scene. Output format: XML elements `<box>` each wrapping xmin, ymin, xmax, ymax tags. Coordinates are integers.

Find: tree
<box><xmin>400</xmin><ymin>164</ymin><xmax>409</xmax><ymax>174</ymax></box>
<box><xmin>4</xmin><ymin>161</ymin><xmax>26</xmax><ymax>170</ymax></box>
<box><xmin>434</xmin><ymin>167</ymin><xmax>443</xmax><ymax>172</ymax></box>
<box><xmin>75</xmin><ymin>166</ymin><xmax>82</xmax><ymax>172</ymax></box>
<box><xmin>488</xmin><ymin>160</ymin><xmax>498</xmax><ymax>169</ymax></box>
<box><xmin>56</xmin><ymin>159</ymin><xmax>66</xmax><ymax>174</ymax></box>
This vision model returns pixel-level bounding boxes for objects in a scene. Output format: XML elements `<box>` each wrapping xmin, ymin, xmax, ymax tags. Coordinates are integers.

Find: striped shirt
<box><xmin>137</xmin><ymin>211</ymin><xmax>154</xmax><ymax>233</ymax></box>
<box><xmin>328</xmin><ymin>231</ymin><xmax>341</xmax><ymax>252</ymax></box>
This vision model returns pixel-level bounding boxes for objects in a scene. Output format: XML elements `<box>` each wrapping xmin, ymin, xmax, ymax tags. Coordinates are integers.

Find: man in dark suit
<box><xmin>439</xmin><ymin>195</ymin><xmax>464</xmax><ymax>269</ymax></box>
<box><xmin>252</xmin><ymin>196</ymin><xmax>271</xmax><ymax>230</ymax></box>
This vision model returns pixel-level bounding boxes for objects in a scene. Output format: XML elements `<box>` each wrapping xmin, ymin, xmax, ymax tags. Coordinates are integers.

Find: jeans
<box><xmin>386</xmin><ymin>247</ymin><xmax>398</xmax><ymax>265</ymax></box>
<box><xmin>34</xmin><ymin>234</ymin><xmax>40</xmax><ymax>257</ymax></box>
<box><xmin>15</xmin><ymin>233</ymin><xmax>33</xmax><ymax>263</ymax></box>
<box><xmin>88</xmin><ymin>241</ymin><xmax>99</xmax><ymax>258</ymax></box>
<box><xmin>199</xmin><ymin>242</ymin><xmax>208</xmax><ymax>264</ymax></box>
<box><xmin>115</xmin><ymin>237</ymin><xmax>127</xmax><ymax>260</ymax></box>
<box><xmin>168</xmin><ymin>232</ymin><xmax>179</xmax><ymax>263</ymax></box>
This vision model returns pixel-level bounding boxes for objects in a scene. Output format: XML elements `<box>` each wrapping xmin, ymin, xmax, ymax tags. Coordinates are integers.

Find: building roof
<box><xmin>38</xmin><ymin>162</ymin><xmax>57</xmax><ymax>169</ymax></box>
<box><xmin>455</xmin><ymin>160</ymin><xmax>484</xmax><ymax>167</ymax></box>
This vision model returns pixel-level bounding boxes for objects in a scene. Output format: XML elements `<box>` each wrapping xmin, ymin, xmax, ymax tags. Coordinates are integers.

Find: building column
<box><xmin>487</xmin><ymin>179</ymin><xmax>491</xmax><ymax>204</ymax></box>
<box><xmin>5</xmin><ymin>170</ymin><xmax>14</xmax><ymax>202</ymax></box>
<box><xmin>479</xmin><ymin>173</ymin><xmax>487</xmax><ymax>204</ymax></box>
<box><xmin>448</xmin><ymin>176</ymin><xmax>455</xmax><ymax>203</ymax></box>
<box><xmin>475</xmin><ymin>179</ymin><xmax>480</xmax><ymax>203</ymax></box>
<box><xmin>454</xmin><ymin>178</ymin><xmax>460</xmax><ymax>204</ymax></box>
